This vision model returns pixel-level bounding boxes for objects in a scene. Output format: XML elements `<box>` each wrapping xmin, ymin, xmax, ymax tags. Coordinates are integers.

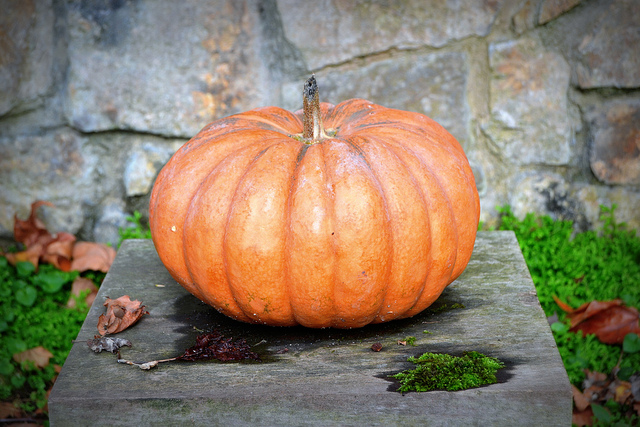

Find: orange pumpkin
<box><xmin>149</xmin><ymin>76</ymin><xmax>480</xmax><ymax>328</ymax></box>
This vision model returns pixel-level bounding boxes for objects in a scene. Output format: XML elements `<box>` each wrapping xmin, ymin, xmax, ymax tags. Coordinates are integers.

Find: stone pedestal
<box><xmin>49</xmin><ymin>232</ymin><xmax>572</xmax><ymax>426</ymax></box>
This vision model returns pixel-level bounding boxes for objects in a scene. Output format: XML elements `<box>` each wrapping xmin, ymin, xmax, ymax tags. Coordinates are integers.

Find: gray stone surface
<box><xmin>293</xmin><ymin>51</ymin><xmax>471</xmax><ymax>146</ymax></box>
<box><xmin>575</xmin><ymin>0</ymin><xmax>640</xmax><ymax>89</ymax></box>
<box><xmin>483</xmin><ymin>36</ymin><xmax>572</xmax><ymax>166</ymax></box>
<box><xmin>0</xmin><ymin>0</ymin><xmax>54</xmax><ymax>116</ymax></box>
<box><xmin>123</xmin><ymin>140</ymin><xmax>185</xmax><ymax>197</ymax></box>
<box><xmin>64</xmin><ymin>0</ymin><xmax>266</xmax><ymax>138</ymax></box>
<box><xmin>0</xmin><ymin>128</ymin><xmax>93</xmax><ymax>235</ymax></box>
<box><xmin>49</xmin><ymin>232</ymin><xmax>572</xmax><ymax>426</ymax></box>
<box><xmin>538</xmin><ymin>0</ymin><xmax>582</xmax><ymax>24</ymax></box>
<box><xmin>574</xmin><ymin>184</ymin><xmax>640</xmax><ymax>232</ymax></box>
<box><xmin>586</xmin><ymin>98</ymin><xmax>640</xmax><ymax>185</ymax></box>
<box><xmin>277</xmin><ymin>0</ymin><xmax>503</xmax><ymax>69</ymax></box>
<box><xmin>510</xmin><ymin>172</ymin><xmax>587</xmax><ymax>227</ymax></box>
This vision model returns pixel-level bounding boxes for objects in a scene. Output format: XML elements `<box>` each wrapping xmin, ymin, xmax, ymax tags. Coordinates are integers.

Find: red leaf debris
<box><xmin>177</xmin><ymin>331</ymin><xmax>260</xmax><ymax>362</ymax></box>
<box><xmin>553</xmin><ymin>296</ymin><xmax>640</xmax><ymax>344</ymax></box>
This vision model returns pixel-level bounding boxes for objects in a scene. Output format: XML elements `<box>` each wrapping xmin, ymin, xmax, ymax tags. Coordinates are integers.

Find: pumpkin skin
<box><xmin>149</xmin><ymin>98</ymin><xmax>480</xmax><ymax>328</ymax></box>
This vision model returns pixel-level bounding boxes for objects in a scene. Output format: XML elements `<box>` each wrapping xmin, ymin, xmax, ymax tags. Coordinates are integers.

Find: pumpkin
<box><xmin>149</xmin><ymin>76</ymin><xmax>480</xmax><ymax>328</ymax></box>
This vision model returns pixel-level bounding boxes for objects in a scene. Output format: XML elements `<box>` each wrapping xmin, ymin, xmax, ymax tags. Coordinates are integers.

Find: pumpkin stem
<box><xmin>302</xmin><ymin>75</ymin><xmax>328</xmax><ymax>141</ymax></box>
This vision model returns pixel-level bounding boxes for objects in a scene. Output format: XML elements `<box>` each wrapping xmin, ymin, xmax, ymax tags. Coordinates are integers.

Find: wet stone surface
<box><xmin>49</xmin><ymin>232</ymin><xmax>572</xmax><ymax>426</ymax></box>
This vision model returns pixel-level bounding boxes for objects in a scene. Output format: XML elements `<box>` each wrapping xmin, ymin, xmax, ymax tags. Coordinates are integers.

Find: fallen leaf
<box><xmin>4</xmin><ymin>202</ymin><xmax>80</xmax><ymax>272</ymax></box>
<box><xmin>612</xmin><ymin>380</ymin><xmax>632</xmax><ymax>404</ymax></box>
<box><xmin>583</xmin><ymin>370</ymin><xmax>609</xmax><ymax>388</ymax></box>
<box><xmin>13</xmin><ymin>201</ymin><xmax>54</xmax><ymax>248</ymax></box>
<box><xmin>4</xmin><ymin>244</ymin><xmax>42</xmax><ymax>267</ymax></box>
<box><xmin>553</xmin><ymin>296</ymin><xmax>640</xmax><ymax>344</ymax></box>
<box><xmin>67</xmin><ymin>277</ymin><xmax>99</xmax><ymax>308</ymax></box>
<box><xmin>572</xmin><ymin>406</ymin><xmax>594</xmax><ymax>427</ymax></box>
<box><xmin>87</xmin><ymin>336</ymin><xmax>132</xmax><ymax>353</ymax></box>
<box><xmin>572</xmin><ymin>384</ymin><xmax>591</xmax><ymax>412</ymax></box>
<box><xmin>371</xmin><ymin>342</ymin><xmax>383</xmax><ymax>352</ymax></box>
<box><xmin>12</xmin><ymin>346</ymin><xmax>54</xmax><ymax>369</ymax></box>
<box><xmin>71</xmin><ymin>241</ymin><xmax>116</xmax><ymax>273</ymax></box>
<box><xmin>6</xmin><ymin>201</ymin><xmax>57</xmax><ymax>269</ymax></box>
<box><xmin>0</xmin><ymin>401</ymin><xmax>22</xmax><ymax>419</ymax></box>
<box><xmin>97</xmin><ymin>295</ymin><xmax>148</xmax><ymax>335</ymax></box>
<box><xmin>41</xmin><ymin>231</ymin><xmax>76</xmax><ymax>271</ymax></box>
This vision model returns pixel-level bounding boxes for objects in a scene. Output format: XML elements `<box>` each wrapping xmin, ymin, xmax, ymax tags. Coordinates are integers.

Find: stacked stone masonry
<box><xmin>1</xmin><ymin>0</ymin><xmax>639</xmax><ymax>245</ymax></box>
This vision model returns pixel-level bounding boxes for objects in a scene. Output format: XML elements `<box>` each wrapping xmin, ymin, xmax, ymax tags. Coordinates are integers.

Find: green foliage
<box><xmin>392</xmin><ymin>351</ymin><xmax>504</xmax><ymax>393</ymax></box>
<box><xmin>550</xmin><ymin>322</ymin><xmax>640</xmax><ymax>384</ymax></box>
<box><xmin>118</xmin><ymin>211</ymin><xmax>152</xmax><ymax>245</ymax></box>
<box><xmin>623</xmin><ymin>333</ymin><xmax>640</xmax><ymax>354</ymax></box>
<box><xmin>402</xmin><ymin>336</ymin><xmax>417</xmax><ymax>346</ymax></box>
<box><xmin>495</xmin><ymin>205</ymin><xmax>640</xmax><ymax>423</ymax></box>
<box><xmin>0</xmin><ymin>257</ymin><xmax>91</xmax><ymax>411</ymax></box>
<box><xmin>495</xmin><ymin>205</ymin><xmax>640</xmax><ymax>316</ymax></box>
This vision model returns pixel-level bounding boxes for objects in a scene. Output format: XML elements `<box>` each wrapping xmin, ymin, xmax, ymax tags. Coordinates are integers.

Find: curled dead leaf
<box><xmin>553</xmin><ymin>296</ymin><xmax>640</xmax><ymax>344</ymax></box>
<box><xmin>6</xmin><ymin>201</ymin><xmax>56</xmax><ymax>269</ymax></box>
<box><xmin>612</xmin><ymin>380</ymin><xmax>632</xmax><ymax>404</ymax></box>
<box><xmin>572</xmin><ymin>385</ymin><xmax>591</xmax><ymax>412</ymax></box>
<box><xmin>12</xmin><ymin>346</ymin><xmax>54</xmax><ymax>369</ymax></box>
<box><xmin>41</xmin><ymin>231</ymin><xmax>76</xmax><ymax>271</ymax></box>
<box><xmin>71</xmin><ymin>241</ymin><xmax>116</xmax><ymax>273</ymax></box>
<box><xmin>572</xmin><ymin>406</ymin><xmax>594</xmax><ymax>427</ymax></box>
<box><xmin>97</xmin><ymin>295</ymin><xmax>148</xmax><ymax>335</ymax></box>
<box><xmin>4</xmin><ymin>244</ymin><xmax>42</xmax><ymax>267</ymax></box>
<box><xmin>0</xmin><ymin>401</ymin><xmax>22</xmax><ymax>419</ymax></box>
<box><xmin>67</xmin><ymin>277</ymin><xmax>99</xmax><ymax>308</ymax></box>
<box><xmin>13</xmin><ymin>201</ymin><xmax>54</xmax><ymax>247</ymax></box>
<box><xmin>3</xmin><ymin>201</ymin><xmax>117</xmax><ymax>274</ymax></box>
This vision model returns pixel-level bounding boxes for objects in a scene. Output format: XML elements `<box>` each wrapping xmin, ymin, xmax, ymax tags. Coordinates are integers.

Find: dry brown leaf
<box><xmin>612</xmin><ymin>380</ymin><xmax>632</xmax><ymax>404</ymax></box>
<box><xmin>553</xmin><ymin>296</ymin><xmax>640</xmax><ymax>344</ymax></box>
<box><xmin>41</xmin><ymin>231</ymin><xmax>76</xmax><ymax>271</ymax></box>
<box><xmin>98</xmin><ymin>295</ymin><xmax>148</xmax><ymax>335</ymax></box>
<box><xmin>572</xmin><ymin>406</ymin><xmax>594</xmax><ymax>427</ymax></box>
<box><xmin>4</xmin><ymin>244</ymin><xmax>42</xmax><ymax>267</ymax></box>
<box><xmin>12</xmin><ymin>346</ymin><xmax>54</xmax><ymax>369</ymax></box>
<box><xmin>572</xmin><ymin>385</ymin><xmax>591</xmax><ymax>412</ymax></box>
<box><xmin>71</xmin><ymin>241</ymin><xmax>116</xmax><ymax>273</ymax></box>
<box><xmin>0</xmin><ymin>401</ymin><xmax>22</xmax><ymax>419</ymax></box>
<box><xmin>4</xmin><ymin>202</ymin><xmax>80</xmax><ymax>271</ymax></box>
<box><xmin>67</xmin><ymin>277</ymin><xmax>99</xmax><ymax>308</ymax></box>
<box><xmin>13</xmin><ymin>201</ymin><xmax>54</xmax><ymax>247</ymax></box>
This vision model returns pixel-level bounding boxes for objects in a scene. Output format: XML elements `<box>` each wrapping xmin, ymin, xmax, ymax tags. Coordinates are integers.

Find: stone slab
<box><xmin>49</xmin><ymin>232</ymin><xmax>572</xmax><ymax>426</ymax></box>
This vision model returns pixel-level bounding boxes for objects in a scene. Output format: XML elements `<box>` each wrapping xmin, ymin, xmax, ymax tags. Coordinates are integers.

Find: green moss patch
<box><xmin>391</xmin><ymin>351</ymin><xmax>505</xmax><ymax>393</ymax></box>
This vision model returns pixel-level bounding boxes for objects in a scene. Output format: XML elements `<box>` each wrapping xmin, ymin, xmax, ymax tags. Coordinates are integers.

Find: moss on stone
<box><xmin>391</xmin><ymin>351</ymin><xmax>504</xmax><ymax>393</ymax></box>
<box><xmin>429</xmin><ymin>302</ymin><xmax>466</xmax><ymax>314</ymax></box>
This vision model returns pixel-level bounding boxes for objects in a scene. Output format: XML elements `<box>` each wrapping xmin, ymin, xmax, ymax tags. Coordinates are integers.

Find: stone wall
<box><xmin>1</xmin><ymin>0</ymin><xmax>639</xmax><ymax>246</ymax></box>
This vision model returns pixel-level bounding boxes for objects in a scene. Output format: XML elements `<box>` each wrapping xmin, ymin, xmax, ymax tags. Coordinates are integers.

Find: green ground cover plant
<box><xmin>0</xmin><ymin>258</ymin><xmax>101</xmax><ymax>416</ymax></box>
<box><xmin>495</xmin><ymin>205</ymin><xmax>640</xmax><ymax>425</ymax></box>
<box><xmin>117</xmin><ymin>211</ymin><xmax>152</xmax><ymax>243</ymax></box>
